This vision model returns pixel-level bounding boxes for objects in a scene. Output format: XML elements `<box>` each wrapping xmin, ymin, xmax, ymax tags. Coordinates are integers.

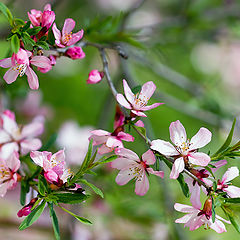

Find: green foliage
<box><xmin>48</xmin><ymin>203</ymin><xmax>60</xmax><ymax>240</ymax></box>
<box><xmin>79</xmin><ymin>178</ymin><xmax>104</xmax><ymax>198</ymax></box>
<box><xmin>52</xmin><ymin>192</ymin><xmax>89</xmax><ymax>204</ymax></box>
<box><xmin>11</xmin><ymin>34</ymin><xmax>20</xmax><ymax>53</ymax></box>
<box><xmin>0</xmin><ymin>2</ymin><xmax>13</xmax><ymax>26</ymax></box>
<box><xmin>19</xmin><ymin>200</ymin><xmax>46</xmax><ymax>230</ymax></box>
<box><xmin>222</xmin><ymin>205</ymin><xmax>240</xmax><ymax>233</ymax></box>
<box><xmin>20</xmin><ymin>180</ymin><xmax>30</xmax><ymax>206</ymax></box>
<box><xmin>38</xmin><ymin>174</ymin><xmax>49</xmax><ymax>197</ymax></box>
<box><xmin>177</xmin><ymin>173</ymin><xmax>190</xmax><ymax>198</ymax></box>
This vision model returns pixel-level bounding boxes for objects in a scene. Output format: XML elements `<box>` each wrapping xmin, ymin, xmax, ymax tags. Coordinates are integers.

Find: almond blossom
<box><xmin>0</xmin><ymin>110</ymin><xmax>44</xmax><ymax>159</ymax></box>
<box><xmin>30</xmin><ymin>150</ymin><xmax>72</xmax><ymax>185</ymax></box>
<box><xmin>28</xmin><ymin>4</ymin><xmax>55</xmax><ymax>30</ymax></box>
<box><xmin>174</xmin><ymin>200</ymin><xmax>230</xmax><ymax>233</ymax></box>
<box><xmin>66</xmin><ymin>46</ymin><xmax>85</xmax><ymax>60</ymax></box>
<box><xmin>87</xmin><ymin>70</ymin><xmax>103</xmax><ymax>84</ymax></box>
<box><xmin>0</xmin><ymin>151</ymin><xmax>20</xmax><ymax>197</ymax></box>
<box><xmin>186</xmin><ymin>160</ymin><xmax>227</xmax><ymax>209</ymax></box>
<box><xmin>89</xmin><ymin>129</ymin><xmax>134</xmax><ymax>155</ymax></box>
<box><xmin>52</xmin><ymin>18</ymin><xmax>84</xmax><ymax>48</ymax></box>
<box><xmin>151</xmin><ymin>120</ymin><xmax>212</xmax><ymax>179</ymax></box>
<box><xmin>216</xmin><ymin>166</ymin><xmax>240</xmax><ymax>198</ymax></box>
<box><xmin>116</xmin><ymin>79</ymin><xmax>163</xmax><ymax>117</ymax></box>
<box><xmin>0</xmin><ymin>48</ymin><xmax>52</xmax><ymax>89</ymax></box>
<box><xmin>112</xmin><ymin>148</ymin><xmax>164</xmax><ymax>195</ymax></box>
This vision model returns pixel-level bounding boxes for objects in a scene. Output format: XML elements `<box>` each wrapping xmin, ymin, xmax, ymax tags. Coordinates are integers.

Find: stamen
<box><xmin>134</xmin><ymin>93</ymin><xmax>149</xmax><ymax>108</ymax></box>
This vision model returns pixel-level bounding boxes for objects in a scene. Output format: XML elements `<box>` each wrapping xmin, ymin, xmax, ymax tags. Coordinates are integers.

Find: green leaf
<box><xmin>20</xmin><ymin>180</ymin><xmax>29</xmax><ymax>206</ymax></box>
<box><xmin>14</xmin><ymin>18</ymin><xmax>25</xmax><ymax>27</ymax></box>
<box><xmin>95</xmin><ymin>155</ymin><xmax>117</xmax><ymax>165</ymax></box>
<box><xmin>224</xmin><ymin>198</ymin><xmax>240</xmax><ymax>204</ymax></box>
<box><xmin>177</xmin><ymin>174</ymin><xmax>190</xmax><ymax>198</ymax></box>
<box><xmin>79</xmin><ymin>179</ymin><xmax>104</xmax><ymax>198</ymax></box>
<box><xmin>40</xmin><ymin>133</ymin><xmax>58</xmax><ymax>151</ymax></box>
<box><xmin>38</xmin><ymin>175</ymin><xmax>48</xmax><ymax>196</ymax></box>
<box><xmin>48</xmin><ymin>203</ymin><xmax>60</xmax><ymax>240</ymax></box>
<box><xmin>22</xmin><ymin>32</ymin><xmax>36</xmax><ymax>46</ymax></box>
<box><xmin>22</xmin><ymin>21</ymin><xmax>31</xmax><ymax>31</ymax></box>
<box><xmin>11</xmin><ymin>34</ymin><xmax>20</xmax><ymax>53</ymax></box>
<box><xmin>27</xmin><ymin>26</ymin><xmax>42</xmax><ymax>36</ymax></box>
<box><xmin>36</xmin><ymin>41</ymin><xmax>50</xmax><ymax>50</ymax></box>
<box><xmin>222</xmin><ymin>206</ymin><xmax>240</xmax><ymax>233</ymax></box>
<box><xmin>0</xmin><ymin>2</ymin><xmax>13</xmax><ymax>26</ymax></box>
<box><xmin>19</xmin><ymin>200</ymin><xmax>46</xmax><ymax>230</ymax></box>
<box><xmin>58</xmin><ymin>205</ymin><xmax>92</xmax><ymax>225</ymax></box>
<box><xmin>213</xmin><ymin>181</ymin><xmax>217</xmax><ymax>192</ymax></box>
<box><xmin>212</xmin><ymin>118</ymin><xmax>236</xmax><ymax>157</ymax></box>
<box><xmin>53</xmin><ymin>192</ymin><xmax>89</xmax><ymax>204</ymax></box>
<box><xmin>212</xmin><ymin>197</ymin><xmax>216</xmax><ymax>223</ymax></box>
<box><xmin>131</xmin><ymin>85</ymin><xmax>141</xmax><ymax>94</ymax></box>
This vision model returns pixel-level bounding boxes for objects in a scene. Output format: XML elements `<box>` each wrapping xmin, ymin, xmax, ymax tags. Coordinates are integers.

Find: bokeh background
<box><xmin>0</xmin><ymin>0</ymin><xmax>240</xmax><ymax>239</ymax></box>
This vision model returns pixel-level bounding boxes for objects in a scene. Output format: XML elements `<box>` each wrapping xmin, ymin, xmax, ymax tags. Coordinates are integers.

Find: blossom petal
<box><xmin>115</xmin><ymin>168</ymin><xmax>135</xmax><ymax>185</ymax></box>
<box><xmin>98</xmin><ymin>144</ymin><xmax>112</xmax><ymax>155</ymax></box>
<box><xmin>117</xmin><ymin>132</ymin><xmax>134</xmax><ymax>142</ymax></box>
<box><xmin>224</xmin><ymin>185</ymin><xmax>240</xmax><ymax>198</ymax></box>
<box><xmin>111</xmin><ymin>158</ymin><xmax>134</xmax><ymax>170</ymax></box>
<box><xmin>115</xmin><ymin>148</ymin><xmax>139</xmax><ymax>161</ymax></box>
<box><xmin>147</xmin><ymin>167</ymin><xmax>164</xmax><ymax>178</ymax></box>
<box><xmin>140</xmin><ymin>102</ymin><xmax>164</xmax><ymax>111</ymax></box>
<box><xmin>62</xmin><ymin>18</ymin><xmax>75</xmax><ymax>35</ymax></box>
<box><xmin>67</xmin><ymin>30</ymin><xmax>84</xmax><ymax>46</ymax></box>
<box><xmin>151</xmin><ymin>139</ymin><xmax>179</xmax><ymax>156</ymax></box>
<box><xmin>4</xmin><ymin>68</ymin><xmax>19</xmax><ymax>84</ymax></box>
<box><xmin>188</xmin><ymin>152</ymin><xmax>211</xmax><ymax>166</ymax></box>
<box><xmin>169</xmin><ymin>120</ymin><xmax>187</xmax><ymax>146</ymax></box>
<box><xmin>222</xmin><ymin>167</ymin><xmax>239</xmax><ymax>183</ymax></box>
<box><xmin>175</xmin><ymin>213</ymin><xmax>194</xmax><ymax>224</ymax></box>
<box><xmin>7</xmin><ymin>151</ymin><xmax>20</xmax><ymax>172</ymax></box>
<box><xmin>0</xmin><ymin>142</ymin><xmax>19</xmax><ymax>160</ymax></box>
<box><xmin>174</xmin><ymin>203</ymin><xmax>197</xmax><ymax>213</ymax></box>
<box><xmin>135</xmin><ymin>172</ymin><xmax>149</xmax><ymax>196</ymax></box>
<box><xmin>30</xmin><ymin>56</ymin><xmax>51</xmax><ymax>69</ymax></box>
<box><xmin>0</xmin><ymin>58</ymin><xmax>12</xmax><ymax>68</ymax></box>
<box><xmin>44</xmin><ymin>169</ymin><xmax>58</xmax><ymax>183</ymax></box>
<box><xmin>211</xmin><ymin>160</ymin><xmax>227</xmax><ymax>173</ymax></box>
<box><xmin>25</xmin><ymin>66</ymin><xmax>39</xmax><ymax>90</ymax></box>
<box><xmin>190</xmin><ymin>127</ymin><xmax>212</xmax><ymax>150</ymax></box>
<box><xmin>209</xmin><ymin>219</ymin><xmax>227</xmax><ymax>233</ymax></box>
<box><xmin>0</xmin><ymin>129</ymin><xmax>11</xmax><ymax>144</ymax></box>
<box><xmin>142</xmin><ymin>149</ymin><xmax>156</xmax><ymax>165</ymax></box>
<box><xmin>190</xmin><ymin>183</ymin><xmax>202</xmax><ymax>209</ymax></box>
<box><xmin>123</xmin><ymin>79</ymin><xmax>135</xmax><ymax>104</ymax></box>
<box><xmin>170</xmin><ymin>157</ymin><xmax>184</xmax><ymax>179</ymax></box>
<box><xmin>21</xmin><ymin>121</ymin><xmax>44</xmax><ymax>138</ymax></box>
<box><xmin>140</xmin><ymin>81</ymin><xmax>156</xmax><ymax>99</ymax></box>
<box><xmin>52</xmin><ymin>23</ymin><xmax>61</xmax><ymax>42</ymax></box>
<box><xmin>106</xmin><ymin>137</ymin><xmax>122</xmax><ymax>148</ymax></box>
<box><xmin>0</xmin><ymin>182</ymin><xmax>9</xmax><ymax>197</ymax></box>
<box><xmin>116</xmin><ymin>94</ymin><xmax>132</xmax><ymax>109</ymax></box>
<box><xmin>20</xmin><ymin>138</ymin><xmax>42</xmax><ymax>155</ymax></box>
<box><xmin>131</xmin><ymin>110</ymin><xmax>147</xmax><ymax>117</ymax></box>
<box><xmin>30</xmin><ymin>150</ymin><xmax>52</xmax><ymax>167</ymax></box>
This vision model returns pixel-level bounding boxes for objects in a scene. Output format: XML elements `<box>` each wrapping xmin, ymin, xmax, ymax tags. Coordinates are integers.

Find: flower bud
<box><xmin>65</xmin><ymin>46</ymin><xmax>85</xmax><ymax>60</ymax></box>
<box><xmin>87</xmin><ymin>70</ymin><xmax>103</xmax><ymax>84</ymax></box>
<box><xmin>17</xmin><ymin>206</ymin><xmax>32</xmax><ymax>217</ymax></box>
<box><xmin>202</xmin><ymin>198</ymin><xmax>212</xmax><ymax>219</ymax></box>
<box><xmin>41</xmin><ymin>10</ymin><xmax>55</xmax><ymax>30</ymax></box>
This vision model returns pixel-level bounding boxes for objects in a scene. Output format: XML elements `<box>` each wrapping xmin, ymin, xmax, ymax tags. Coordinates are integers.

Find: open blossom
<box><xmin>0</xmin><ymin>110</ymin><xmax>44</xmax><ymax>159</ymax></box>
<box><xmin>89</xmin><ymin>129</ymin><xmax>134</xmax><ymax>155</ymax></box>
<box><xmin>174</xmin><ymin>200</ymin><xmax>230</xmax><ymax>233</ymax></box>
<box><xmin>217</xmin><ymin>166</ymin><xmax>240</xmax><ymax>198</ymax></box>
<box><xmin>0</xmin><ymin>151</ymin><xmax>20</xmax><ymax>197</ymax></box>
<box><xmin>186</xmin><ymin>160</ymin><xmax>227</xmax><ymax>209</ymax></box>
<box><xmin>151</xmin><ymin>120</ymin><xmax>212</xmax><ymax>179</ymax></box>
<box><xmin>0</xmin><ymin>48</ymin><xmax>51</xmax><ymax>89</ymax></box>
<box><xmin>28</xmin><ymin>4</ymin><xmax>55</xmax><ymax>30</ymax></box>
<box><xmin>112</xmin><ymin>148</ymin><xmax>164</xmax><ymax>195</ymax></box>
<box><xmin>52</xmin><ymin>18</ymin><xmax>84</xmax><ymax>48</ymax></box>
<box><xmin>30</xmin><ymin>150</ymin><xmax>72</xmax><ymax>185</ymax></box>
<box><xmin>38</xmin><ymin>55</ymin><xmax>56</xmax><ymax>73</ymax></box>
<box><xmin>87</xmin><ymin>70</ymin><xmax>103</xmax><ymax>84</ymax></box>
<box><xmin>66</xmin><ymin>47</ymin><xmax>85</xmax><ymax>60</ymax></box>
<box><xmin>116</xmin><ymin>79</ymin><xmax>163</xmax><ymax>117</ymax></box>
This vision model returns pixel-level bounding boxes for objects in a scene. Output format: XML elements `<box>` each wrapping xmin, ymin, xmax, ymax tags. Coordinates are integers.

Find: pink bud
<box><xmin>87</xmin><ymin>70</ymin><xmax>103</xmax><ymax>84</ymax></box>
<box><xmin>3</xmin><ymin>110</ymin><xmax>15</xmax><ymax>120</ymax></box>
<box><xmin>65</xmin><ymin>47</ymin><xmax>85</xmax><ymax>60</ymax></box>
<box><xmin>41</xmin><ymin>10</ymin><xmax>55</xmax><ymax>30</ymax></box>
<box><xmin>17</xmin><ymin>206</ymin><xmax>32</xmax><ymax>217</ymax></box>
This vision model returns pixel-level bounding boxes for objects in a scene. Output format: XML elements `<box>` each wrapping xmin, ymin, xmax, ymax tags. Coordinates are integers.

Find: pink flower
<box><xmin>89</xmin><ymin>129</ymin><xmax>134</xmax><ymax>155</ymax></box>
<box><xmin>0</xmin><ymin>110</ymin><xmax>44</xmax><ymax>159</ymax></box>
<box><xmin>30</xmin><ymin>150</ymin><xmax>72</xmax><ymax>185</ymax></box>
<box><xmin>217</xmin><ymin>167</ymin><xmax>240</xmax><ymax>198</ymax></box>
<box><xmin>38</xmin><ymin>55</ymin><xmax>56</xmax><ymax>73</ymax></box>
<box><xmin>112</xmin><ymin>148</ymin><xmax>164</xmax><ymax>195</ymax></box>
<box><xmin>65</xmin><ymin>47</ymin><xmax>85</xmax><ymax>60</ymax></box>
<box><xmin>151</xmin><ymin>120</ymin><xmax>212</xmax><ymax>179</ymax></box>
<box><xmin>186</xmin><ymin>160</ymin><xmax>227</xmax><ymax>209</ymax></box>
<box><xmin>52</xmin><ymin>18</ymin><xmax>84</xmax><ymax>48</ymax></box>
<box><xmin>174</xmin><ymin>201</ymin><xmax>230</xmax><ymax>233</ymax></box>
<box><xmin>0</xmin><ymin>48</ymin><xmax>52</xmax><ymax>89</ymax></box>
<box><xmin>87</xmin><ymin>70</ymin><xmax>103</xmax><ymax>84</ymax></box>
<box><xmin>0</xmin><ymin>151</ymin><xmax>20</xmax><ymax>197</ymax></box>
<box><xmin>28</xmin><ymin>4</ymin><xmax>55</xmax><ymax>30</ymax></box>
<box><xmin>116</xmin><ymin>79</ymin><xmax>163</xmax><ymax>117</ymax></box>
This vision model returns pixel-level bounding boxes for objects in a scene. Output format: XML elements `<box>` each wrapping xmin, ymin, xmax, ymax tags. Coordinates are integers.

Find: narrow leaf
<box><xmin>48</xmin><ymin>203</ymin><xmax>60</xmax><ymax>240</ymax></box>
<box><xmin>177</xmin><ymin>174</ymin><xmax>190</xmax><ymax>198</ymax></box>
<box><xmin>54</xmin><ymin>192</ymin><xmax>88</xmax><ymax>204</ymax></box>
<box><xmin>11</xmin><ymin>34</ymin><xmax>20</xmax><ymax>53</ymax></box>
<box><xmin>0</xmin><ymin>2</ymin><xmax>13</xmax><ymax>26</ymax></box>
<box><xmin>79</xmin><ymin>179</ymin><xmax>104</xmax><ymax>198</ymax></box>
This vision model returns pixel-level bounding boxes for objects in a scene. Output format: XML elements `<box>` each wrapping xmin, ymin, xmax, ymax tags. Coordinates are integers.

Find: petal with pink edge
<box><xmin>169</xmin><ymin>120</ymin><xmax>187</xmax><ymax>147</ymax></box>
<box><xmin>170</xmin><ymin>157</ymin><xmax>184</xmax><ymax>179</ymax></box>
<box><xmin>30</xmin><ymin>56</ymin><xmax>51</xmax><ymax>68</ymax></box>
<box><xmin>4</xmin><ymin>68</ymin><xmax>19</xmax><ymax>84</ymax></box>
<box><xmin>209</xmin><ymin>219</ymin><xmax>227</xmax><ymax>233</ymax></box>
<box><xmin>0</xmin><ymin>182</ymin><xmax>9</xmax><ymax>197</ymax></box>
<box><xmin>30</xmin><ymin>150</ymin><xmax>52</xmax><ymax>167</ymax></box>
<box><xmin>21</xmin><ymin>121</ymin><xmax>44</xmax><ymax>138</ymax></box>
<box><xmin>98</xmin><ymin>144</ymin><xmax>112</xmax><ymax>155</ymax></box>
<box><xmin>190</xmin><ymin>184</ymin><xmax>202</xmax><ymax>209</ymax></box>
<box><xmin>106</xmin><ymin>137</ymin><xmax>122</xmax><ymax>148</ymax></box>
<box><xmin>131</xmin><ymin>110</ymin><xmax>147</xmax><ymax>117</ymax></box>
<box><xmin>67</xmin><ymin>30</ymin><xmax>84</xmax><ymax>46</ymax></box>
<box><xmin>174</xmin><ymin>203</ymin><xmax>197</xmax><ymax>213</ymax></box>
<box><xmin>222</xmin><ymin>166</ymin><xmax>239</xmax><ymax>183</ymax></box>
<box><xmin>115</xmin><ymin>168</ymin><xmax>135</xmax><ymax>185</ymax></box>
<box><xmin>0</xmin><ymin>142</ymin><xmax>19</xmax><ymax>160</ymax></box>
<box><xmin>140</xmin><ymin>81</ymin><xmax>156</xmax><ymax>99</ymax></box>
<box><xmin>0</xmin><ymin>58</ymin><xmax>12</xmax><ymax>68</ymax></box>
<box><xmin>52</xmin><ymin>150</ymin><xmax>65</xmax><ymax>164</ymax></box>
<box><xmin>111</xmin><ymin>158</ymin><xmax>134</xmax><ymax>170</ymax></box>
<box><xmin>90</xmin><ymin>129</ymin><xmax>110</xmax><ymax>136</ymax></box>
<box><xmin>6</xmin><ymin>151</ymin><xmax>20</xmax><ymax>172</ymax></box>
<box><xmin>116</xmin><ymin>94</ymin><xmax>132</xmax><ymax>109</ymax></box>
<box><xmin>224</xmin><ymin>185</ymin><xmax>240</xmax><ymax>198</ymax></box>
<box><xmin>188</xmin><ymin>152</ymin><xmax>211</xmax><ymax>166</ymax></box>
<box><xmin>142</xmin><ymin>149</ymin><xmax>156</xmax><ymax>165</ymax></box>
<box><xmin>147</xmin><ymin>168</ymin><xmax>164</xmax><ymax>178</ymax></box>
<box><xmin>140</xmin><ymin>102</ymin><xmax>164</xmax><ymax>111</ymax></box>
<box><xmin>175</xmin><ymin>213</ymin><xmax>194</xmax><ymax>224</ymax></box>
<box><xmin>190</xmin><ymin>127</ymin><xmax>212</xmax><ymax>150</ymax></box>
<box><xmin>122</xmin><ymin>79</ymin><xmax>135</xmax><ymax>104</ymax></box>
<box><xmin>115</xmin><ymin>148</ymin><xmax>139</xmax><ymax>161</ymax></box>
<box><xmin>62</xmin><ymin>18</ymin><xmax>75</xmax><ymax>35</ymax></box>
<box><xmin>211</xmin><ymin>159</ymin><xmax>227</xmax><ymax>173</ymax></box>
<box><xmin>44</xmin><ymin>4</ymin><xmax>51</xmax><ymax>11</ymax></box>
<box><xmin>44</xmin><ymin>170</ymin><xmax>58</xmax><ymax>183</ymax></box>
<box><xmin>52</xmin><ymin>23</ymin><xmax>61</xmax><ymax>42</ymax></box>
<box><xmin>151</xmin><ymin>139</ymin><xmax>179</xmax><ymax>156</ymax></box>
<box><xmin>0</xmin><ymin>129</ymin><xmax>11</xmax><ymax>144</ymax></box>
<box><xmin>25</xmin><ymin>67</ymin><xmax>39</xmax><ymax>90</ymax></box>
<box><xmin>135</xmin><ymin>172</ymin><xmax>149</xmax><ymax>196</ymax></box>
<box><xmin>20</xmin><ymin>138</ymin><xmax>42</xmax><ymax>155</ymax></box>
<box><xmin>117</xmin><ymin>132</ymin><xmax>134</xmax><ymax>142</ymax></box>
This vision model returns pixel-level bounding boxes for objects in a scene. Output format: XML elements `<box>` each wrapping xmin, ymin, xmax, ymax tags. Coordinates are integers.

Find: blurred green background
<box><xmin>0</xmin><ymin>0</ymin><xmax>240</xmax><ymax>239</ymax></box>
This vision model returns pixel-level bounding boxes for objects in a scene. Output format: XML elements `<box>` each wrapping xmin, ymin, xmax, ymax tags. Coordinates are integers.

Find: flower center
<box><xmin>13</xmin><ymin>64</ymin><xmax>27</xmax><ymax>77</ymax></box>
<box><xmin>134</xmin><ymin>93</ymin><xmax>149</xmax><ymax>109</ymax></box>
<box><xmin>129</xmin><ymin>164</ymin><xmax>144</xmax><ymax>181</ymax></box>
<box><xmin>63</xmin><ymin>32</ymin><xmax>72</xmax><ymax>43</ymax></box>
<box><xmin>0</xmin><ymin>164</ymin><xmax>11</xmax><ymax>182</ymax></box>
<box><xmin>176</xmin><ymin>139</ymin><xmax>191</xmax><ymax>155</ymax></box>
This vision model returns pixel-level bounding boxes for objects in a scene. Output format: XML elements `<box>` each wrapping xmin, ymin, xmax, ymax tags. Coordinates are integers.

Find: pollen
<box><xmin>134</xmin><ymin>93</ymin><xmax>149</xmax><ymax>108</ymax></box>
<box><xmin>63</xmin><ymin>32</ymin><xmax>73</xmax><ymax>43</ymax></box>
